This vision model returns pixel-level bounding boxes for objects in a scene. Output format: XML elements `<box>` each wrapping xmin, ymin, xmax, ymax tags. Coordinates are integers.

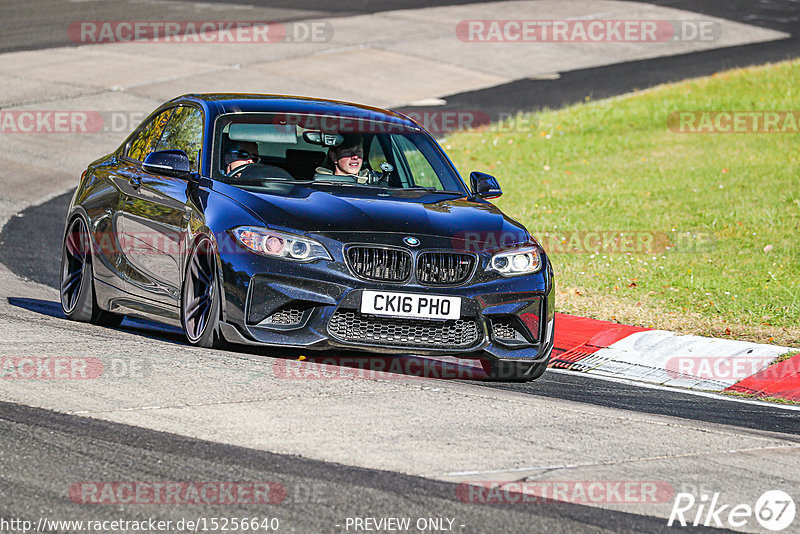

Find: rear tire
<box><xmin>60</xmin><ymin>216</ymin><xmax>124</xmax><ymax>327</ymax></box>
<box><xmin>481</xmin><ymin>358</ymin><xmax>549</xmax><ymax>382</ymax></box>
<box><xmin>181</xmin><ymin>236</ymin><xmax>227</xmax><ymax>349</ymax></box>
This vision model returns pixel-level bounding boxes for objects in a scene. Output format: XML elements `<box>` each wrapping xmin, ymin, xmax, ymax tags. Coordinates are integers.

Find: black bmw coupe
<box><xmin>60</xmin><ymin>94</ymin><xmax>554</xmax><ymax>381</ymax></box>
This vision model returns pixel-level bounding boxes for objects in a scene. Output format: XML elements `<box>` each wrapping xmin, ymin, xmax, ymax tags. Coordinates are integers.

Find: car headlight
<box><xmin>230</xmin><ymin>226</ymin><xmax>331</xmax><ymax>262</ymax></box>
<box><xmin>487</xmin><ymin>246</ymin><xmax>542</xmax><ymax>276</ymax></box>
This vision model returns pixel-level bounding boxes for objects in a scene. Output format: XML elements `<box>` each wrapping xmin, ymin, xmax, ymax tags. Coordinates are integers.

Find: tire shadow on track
<box><xmin>8</xmin><ymin>296</ymin><xmax>186</xmax><ymax>344</ymax></box>
<box><xmin>6</xmin><ymin>296</ymin><xmax>490</xmax><ymax>381</ymax></box>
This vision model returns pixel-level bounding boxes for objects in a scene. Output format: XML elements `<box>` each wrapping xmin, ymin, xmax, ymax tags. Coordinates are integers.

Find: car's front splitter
<box><xmin>217</xmin><ymin>260</ymin><xmax>554</xmax><ymax>363</ymax></box>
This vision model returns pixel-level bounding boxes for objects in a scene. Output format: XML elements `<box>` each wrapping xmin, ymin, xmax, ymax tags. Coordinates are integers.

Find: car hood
<box><xmin>215</xmin><ymin>182</ymin><xmax>530</xmax><ymax>244</ymax></box>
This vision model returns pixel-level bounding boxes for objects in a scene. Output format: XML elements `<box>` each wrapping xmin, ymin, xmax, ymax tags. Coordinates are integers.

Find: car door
<box><xmin>118</xmin><ymin>105</ymin><xmax>204</xmax><ymax>305</ymax></box>
<box><xmin>97</xmin><ymin>108</ymin><xmax>172</xmax><ymax>293</ymax></box>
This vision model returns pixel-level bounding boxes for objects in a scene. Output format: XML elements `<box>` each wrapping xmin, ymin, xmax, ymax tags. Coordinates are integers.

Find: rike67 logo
<box><xmin>668</xmin><ymin>490</ymin><xmax>796</xmax><ymax>531</ymax></box>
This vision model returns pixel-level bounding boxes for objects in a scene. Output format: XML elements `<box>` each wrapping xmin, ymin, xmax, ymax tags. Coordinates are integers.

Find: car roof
<box><xmin>168</xmin><ymin>93</ymin><xmax>420</xmax><ymax>129</ymax></box>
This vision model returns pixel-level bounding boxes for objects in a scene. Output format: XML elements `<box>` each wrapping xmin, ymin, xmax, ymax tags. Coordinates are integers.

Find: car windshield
<box><xmin>213</xmin><ymin>113</ymin><xmax>466</xmax><ymax>193</ymax></box>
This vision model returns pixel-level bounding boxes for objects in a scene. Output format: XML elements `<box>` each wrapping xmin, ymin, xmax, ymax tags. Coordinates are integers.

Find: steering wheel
<box><xmin>228</xmin><ymin>162</ymin><xmax>258</xmax><ymax>179</ymax></box>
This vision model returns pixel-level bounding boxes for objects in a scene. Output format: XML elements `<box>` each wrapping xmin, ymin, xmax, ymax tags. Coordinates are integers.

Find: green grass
<box><xmin>445</xmin><ymin>60</ymin><xmax>800</xmax><ymax>343</ymax></box>
<box><xmin>723</xmin><ymin>390</ymin><xmax>800</xmax><ymax>406</ymax></box>
<box><xmin>771</xmin><ymin>350</ymin><xmax>800</xmax><ymax>366</ymax></box>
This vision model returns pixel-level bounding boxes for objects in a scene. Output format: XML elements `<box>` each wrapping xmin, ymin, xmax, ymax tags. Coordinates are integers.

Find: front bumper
<box><xmin>217</xmin><ymin>234</ymin><xmax>555</xmax><ymax>363</ymax></box>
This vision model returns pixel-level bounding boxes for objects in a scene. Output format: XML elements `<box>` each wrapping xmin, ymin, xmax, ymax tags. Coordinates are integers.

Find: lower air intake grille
<box><xmin>491</xmin><ymin>317</ymin><xmax>526</xmax><ymax>342</ymax></box>
<box><xmin>260</xmin><ymin>307</ymin><xmax>304</xmax><ymax>326</ymax></box>
<box><xmin>328</xmin><ymin>310</ymin><xmax>480</xmax><ymax>349</ymax></box>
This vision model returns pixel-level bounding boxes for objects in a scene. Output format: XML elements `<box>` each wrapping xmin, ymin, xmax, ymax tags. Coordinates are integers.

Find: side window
<box><xmin>155</xmin><ymin>106</ymin><xmax>204</xmax><ymax>171</ymax></box>
<box><xmin>393</xmin><ymin>135</ymin><xmax>441</xmax><ymax>189</ymax></box>
<box><xmin>127</xmin><ymin>109</ymin><xmax>173</xmax><ymax>162</ymax></box>
<box><xmin>367</xmin><ymin>136</ymin><xmax>387</xmax><ymax>171</ymax></box>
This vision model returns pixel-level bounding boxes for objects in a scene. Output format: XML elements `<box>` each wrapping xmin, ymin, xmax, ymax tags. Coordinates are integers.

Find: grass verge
<box><xmin>722</xmin><ymin>391</ymin><xmax>800</xmax><ymax>406</ymax></box>
<box><xmin>445</xmin><ymin>59</ymin><xmax>800</xmax><ymax>346</ymax></box>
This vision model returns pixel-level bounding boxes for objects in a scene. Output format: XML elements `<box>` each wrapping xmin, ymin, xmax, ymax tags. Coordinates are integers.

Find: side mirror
<box><xmin>142</xmin><ymin>150</ymin><xmax>195</xmax><ymax>180</ymax></box>
<box><xmin>469</xmin><ymin>171</ymin><xmax>502</xmax><ymax>199</ymax></box>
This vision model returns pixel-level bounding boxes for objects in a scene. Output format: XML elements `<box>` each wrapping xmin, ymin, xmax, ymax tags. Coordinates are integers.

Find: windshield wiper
<box><xmin>311</xmin><ymin>181</ymin><xmax>360</xmax><ymax>187</ymax></box>
<box><xmin>402</xmin><ymin>187</ymin><xmax>462</xmax><ymax>194</ymax></box>
<box><xmin>309</xmin><ymin>182</ymin><xmax>462</xmax><ymax>194</ymax></box>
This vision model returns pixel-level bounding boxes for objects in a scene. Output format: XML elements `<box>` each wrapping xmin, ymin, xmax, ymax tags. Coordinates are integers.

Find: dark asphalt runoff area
<box><xmin>4</xmin><ymin>400</ymin><xmax>717</xmax><ymax>534</ymax></box>
<box><xmin>0</xmin><ymin>1</ymin><xmax>798</xmax><ymax>532</ymax></box>
<box><xmin>398</xmin><ymin>0</ymin><xmax>800</xmax><ymax>121</ymax></box>
<box><xmin>0</xmin><ymin>0</ymin><xmax>506</xmax><ymax>54</ymax></box>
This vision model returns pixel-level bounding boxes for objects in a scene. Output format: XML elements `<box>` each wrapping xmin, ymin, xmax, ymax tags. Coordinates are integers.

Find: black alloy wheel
<box><xmin>182</xmin><ymin>236</ymin><xmax>226</xmax><ymax>348</ymax></box>
<box><xmin>60</xmin><ymin>216</ymin><xmax>123</xmax><ymax>326</ymax></box>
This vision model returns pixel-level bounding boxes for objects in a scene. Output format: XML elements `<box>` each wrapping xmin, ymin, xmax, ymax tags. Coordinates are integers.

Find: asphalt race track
<box><xmin>1</xmin><ymin>1</ymin><xmax>799</xmax><ymax>533</ymax></box>
<box><xmin>2</xmin><ymin>192</ymin><xmax>799</xmax><ymax>436</ymax></box>
<box><xmin>2</xmin><ymin>400</ymin><xmax>727</xmax><ymax>534</ymax></box>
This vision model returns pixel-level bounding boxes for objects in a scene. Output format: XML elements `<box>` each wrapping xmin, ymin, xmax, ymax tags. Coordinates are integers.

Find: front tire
<box><xmin>60</xmin><ymin>216</ymin><xmax>123</xmax><ymax>327</ymax></box>
<box><xmin>181</xmin><ymin>236</ymin><xmax>226</xmax><ymax>349</ymax></box>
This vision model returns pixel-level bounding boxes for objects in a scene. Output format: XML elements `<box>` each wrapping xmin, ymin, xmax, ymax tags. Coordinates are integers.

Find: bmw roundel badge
<box><xmin>403</xmin><ymin>236</ymin><xmax>420</xmax><ymax>247</ymax></box>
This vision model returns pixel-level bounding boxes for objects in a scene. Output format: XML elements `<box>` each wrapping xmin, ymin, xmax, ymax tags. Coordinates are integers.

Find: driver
<box><xmin>314</xmin><ymin>134</ymin><xmax>372</xmax><ymax>183</ymax></box>
<box><xmin>223</xmin><ymin>140</ymin><xmax>259</xmax><ymax>175</ymax></box>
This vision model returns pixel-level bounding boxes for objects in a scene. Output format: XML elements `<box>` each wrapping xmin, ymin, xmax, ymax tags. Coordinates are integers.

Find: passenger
<box><xmin>315</xmin><ymin>134</ymin><xmax>371</xmax><ymax>182</ymax></box>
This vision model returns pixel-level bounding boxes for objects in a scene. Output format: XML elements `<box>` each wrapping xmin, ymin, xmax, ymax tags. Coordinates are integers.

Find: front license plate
<box><xmin>361</xmin><ymin>290</ymin><xmax>461</xmax><ymax>320</ymax></box>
